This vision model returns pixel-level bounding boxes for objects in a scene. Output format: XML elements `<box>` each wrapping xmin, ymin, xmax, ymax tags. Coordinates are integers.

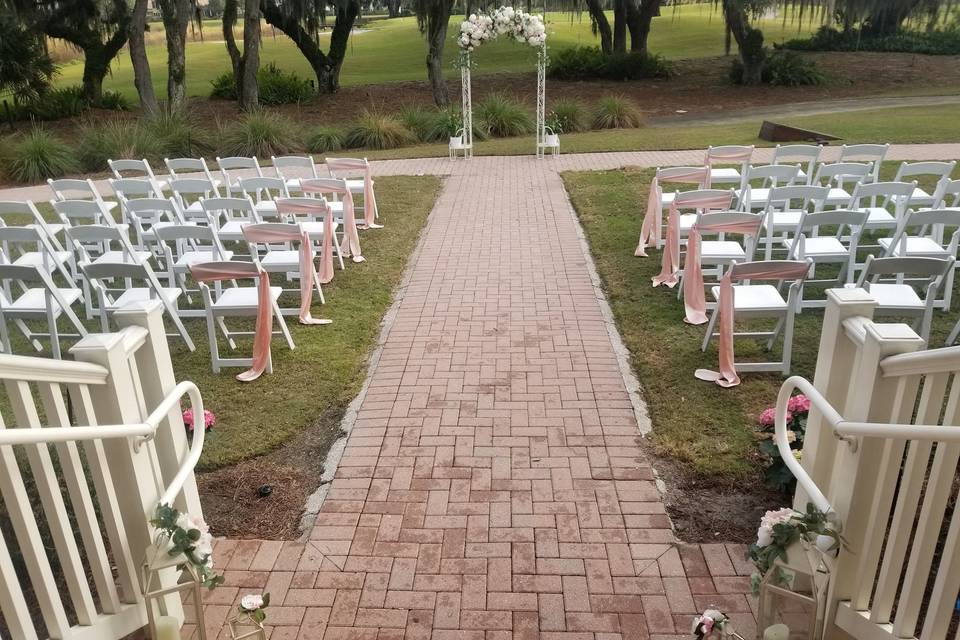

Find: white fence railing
<box><xmin>0</xmin><ymin>300</ymin><xmax>204</xmax><ymax>640</ymax></box>
<box><xmin>786</xmin><ymin>288</ymin><xmax>960</xmax><ymax>640</ymax></box>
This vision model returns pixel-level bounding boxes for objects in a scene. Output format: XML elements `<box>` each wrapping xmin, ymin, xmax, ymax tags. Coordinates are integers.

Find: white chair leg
<box><xmin>332</xmin><ymin>232</ymin><xmax>346</xmax><ymax>271</ymax></box>
<box><xmin>946</xmin><ymin>314</ymin><xmax>960</xmax><ymax>346</ymax></box>
<box><xmin>313</xmin><ymin>271</ymin><xmax>326</xmax><ymax>305</ymax></box>
<box><xmin>215</xmin><ymin>316</ymin><xmax>237</xmax><ymax>350</ymax></box>
<box><xmin>206</xmin><ymin>312</ymin><xmax>222</xmax><ymax>374</ymax></box>
<box><xmin>273</xmin><ymin>299</ymin><xmax>295</xmax><ymax>350</ymax></box>
<box><xmin>46</xmin><ymin>304</ymin><xmax>61</xmax><ymax>360</ymax></box>
<box><xmin>0</xmin><ymin>311</ymin><xmax>11</xmax><ymax>354</ymax></box>
<box><xmin>701</xmin><ymin>309</ymin><xmax>719</xmax><ymax>352</ymax></box>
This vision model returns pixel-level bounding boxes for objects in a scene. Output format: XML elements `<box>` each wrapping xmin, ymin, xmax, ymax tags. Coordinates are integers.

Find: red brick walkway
<box><xmin>181</xmin><ymin>154</ymin><xmax>782</xmax><ymax>640</ymax></box>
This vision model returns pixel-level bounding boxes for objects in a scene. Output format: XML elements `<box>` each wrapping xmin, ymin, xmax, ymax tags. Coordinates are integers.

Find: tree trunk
<box><xmin>129</xmin><ymin>0</ymin><xmax>158</xmax><ymax>113</ymax></box>
<box><xmin>863</xmin><ymin>0</ymin><xmax>924</xmax><ymax>36</ymax></box>
<box><xmin>158</xmin><ymin>0</ymin><xmax>192</xmax><ymax>108</ymax></box>
<box><xmin>387</xmin><ymin>0</ymin><xmax>401</xmax><ymax>18</ymax></box>
<box><xmin>223</xmin><ymin>0</ymin><xmax>243</xmax><ymax>90</ymax></box>
<box><xmin>239</xmin><ymin>0</ymin><xmax>261</xmax><ymax>110</ymax></box>
<box><xmin>261</xmin><ymin>0</ymin><xmax>357</xmax><ymax>94</ymax></box>
<box><xmin>583</xmin><ymin>0</ymin><xmax>613</xmax><ymax>55</ymax></box>
<box><xmin>424</xmin><ymin>0</ymin><xmax>452</xmax><ymax>107</ymax></box>
<box><xmin>722</xmin><ymin>0</ymin><xmax>765</xmax><ymax>85</ymax></box>
<box><xmin>625</xmin><ymin>0</ymin><xmax>658</xmax><ymax>55</ymax></box>
<box><xmin>613</xmin><ymin>0</ymin><xmax>627</xmax><ymax>54</ymax></box>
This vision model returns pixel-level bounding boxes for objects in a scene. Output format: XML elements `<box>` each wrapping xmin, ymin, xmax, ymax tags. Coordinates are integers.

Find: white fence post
<box><xmin>795</xmin><ymin>288</ymin><xmax>877</xmax><ymax>509</ymax></box>
<box><xmin>69</xmin><ymin>329</ymin><xmax>184</xmax><ymax>622</ymax></box>
<box><xmin>114</xmin><ymin>300</ymin><xmax>202</xmax><ymax>516</ymax></box>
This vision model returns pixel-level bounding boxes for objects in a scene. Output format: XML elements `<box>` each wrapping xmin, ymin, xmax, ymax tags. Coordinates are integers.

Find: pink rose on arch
<box><xmin>787</xmin><ymin>394</ymin><xmax>811</xmax><ymax>414</ymax></box>
<box><xmin>183</xmin><ymin>408</ymin><xmax>216</xmax><ymax>433</ymax></box>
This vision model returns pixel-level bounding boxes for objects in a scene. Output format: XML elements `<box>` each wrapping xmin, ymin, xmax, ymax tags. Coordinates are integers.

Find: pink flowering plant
<box><xmin>183</xmin><ymin>408</ymin><xmax>216</xmax><ymax>434</ymax></box>
<box><xmin>691</xmin><ymin>609</ymin><xmax>745</xmax><ymax>639</ymax></box>
<box><xmin>757</xmin><ymin>393</ymin><xmax>810</xmax><ymax>492</ymax></box>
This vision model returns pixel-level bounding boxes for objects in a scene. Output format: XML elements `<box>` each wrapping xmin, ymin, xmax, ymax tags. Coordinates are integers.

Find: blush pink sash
<box><xmin>682</xmin><ymin>217</ymin><xmax>763</xmax><ymax>325</ymax></box>
<box><xmin>705</xmin><ymin>147</ymin><xmax>754</xmax><ymax>165</ymax></box>
<box><xmin>243</xmin><ymin>224</ymin><xmax>331</xmax><ymax>326</ymax></box>
<box><xmin>635</xmin><ymin>167</ymin><xmax>710</xmax><ymax>257</ymax></box>
<box><xmin>275</xmin><ymin>198</ymin><xmax>335</xmax><ymax>284</ymax></box>
<box><xmin>652</xmin><ymin>193</ymin><xmax>733</xmax><ymax>288</ymax></box>
<box><xmin>695</xmin><ymin>260</ymin><xmax>810</xmax><ymax>388</ymax></box>
<box><xmin>190</xmin><ymin>262</ymin><xmax>272</xmax><ymax>382</ymax></box>
<box><xmin>301</xmin><ymin>178</ymin><xmax>364</xmax><ymax>263</ymax></box>
<box><xmin>326</xmin><ymin>158</ymin><xmax>381</xmax><ymax>229</ymax></box>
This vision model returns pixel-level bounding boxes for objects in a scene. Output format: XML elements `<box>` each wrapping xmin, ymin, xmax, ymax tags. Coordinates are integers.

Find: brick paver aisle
<box><xmin>196</xmin><ymin>157</ymin><xmax>762</xmax><ymax>640</ymax></box>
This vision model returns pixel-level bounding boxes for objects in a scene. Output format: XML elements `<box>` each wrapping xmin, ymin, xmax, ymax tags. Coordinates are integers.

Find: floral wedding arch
<box><xmin>454</xmin><ymin>7</ymin><xmax>551</xmax><ymax>158</ymax></box>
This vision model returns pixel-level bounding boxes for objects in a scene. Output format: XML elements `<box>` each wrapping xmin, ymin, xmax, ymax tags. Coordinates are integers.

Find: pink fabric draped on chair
<box><xmin>243</xmin><ymin>223</ymin><xmax>331</xmax><ymax>326</ymax></box>
<box><xmin>275</xmin><ymin>198</ymin><xmax>336</xmax><ymax>284</ymax></box>
<box><xmin>635</xmin><ymin>166</ymin><xmax>711</xmax><ymax>257</ymax></box>
<box><xmin>301</xmin><ymin>178</ymin><xmax>364</xmax><ymax>262</ymax></box>
<box><xmin>190</xmin><ymin>262</ymin><xmax>273</xmax><ymax>383</ymax></box>
<box><xmin>652</xmin><ymin>192</ymin><xmax>733</xmax><ymax>288</ymax></box>
<box><xmin>705</xmin><ymin>147</ymin><xmax>754</xmax><ymax>165</ymax></box>
<box><xmin>694</xmin><ymin>260</ymin><xmax>810</xmax><ymax>388</ymax></box>
<box><xmin>326</xmin><ymin>158</ymin><xmax>381</xmax><ymax>229</ymax></box>
<box><xmin>682</xmin><ymin>216</ymin><xmax>763</xmax><ymax>325</ymax></box>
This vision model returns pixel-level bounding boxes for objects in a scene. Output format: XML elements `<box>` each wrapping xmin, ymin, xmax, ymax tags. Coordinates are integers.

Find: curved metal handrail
<box><xmin>775</xmin><ymin>377</ymin><xmax>833</xmax><ymax>513</ymax></box>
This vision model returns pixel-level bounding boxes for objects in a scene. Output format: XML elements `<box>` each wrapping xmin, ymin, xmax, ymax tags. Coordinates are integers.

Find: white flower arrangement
<box><xmin>457</xmin><ymin>6</ymin><xmax>546</xmax><ymax>53</ymax></box>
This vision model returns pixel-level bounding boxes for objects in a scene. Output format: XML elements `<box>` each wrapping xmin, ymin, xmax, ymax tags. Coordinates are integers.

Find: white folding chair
<box><xmin>80</xmin><ymin>260</ymin><xmax>194</xmax><ymax>351</ymax></box>
<box><xmin>0</xmin><ymin>200</ymin><xmax>69</xmax><ymax>250</ymax></box>
<box><xmin>243</xmin><ymin>221</ymin><xmax>327</xmax><ymax>308</ymax></box>
<box><xmin>165</xmin><ymin>157</ymin><xmax>221</xmax><ymax>187</ymax></box>
<box><xmin>326</xmin><ymin>157</ymin><xmax>377</xmax><ymax>222</ymax></box>
<box><xmin>108</xmin><ymin>158</ymin><xmax>168</xmax><ymax>192</ymax></box>
<box><xmin>837</xmin><ymin>143</ymin><xmax>888</xmax><ymax>182</ymax></box>
<box><xmin>239</xmin><ymin>176</ymin><xmax>288</xmax><ymax>220</ymax></box>
<box><xmin>855</xmin><ymin>255</ymin><xmax>953</xmax><ymax>345</ymax></box>
<box><xmin>933</xmin><ymin>177</ymin><xmax>960</xmax><ymax>211</ymax></box>
<box><xmin>49</xmin><ymin>178</ymin><xmax>119</xmax><ymax>215</ymax></box>
<box><xmin>153</xmin><ymin>223</ymin><xmax>233</xmax><ymax>304</ymax></box>
<box><xmin>761</xmin><ymin>185</ymin><xmax>829</xmax><ymax>260</ymax></box>
<box><xmin>879</xmin><ymin>208</ymin><xmax>960</xmax><ymax>311</ymax></box>
<box><xmin>169</xmin><ymin>177</ymin><xmax>221</xmax><ymax>222</ymax></box>
<box><xmin>64</xmin><ymin>224</ymin><xmax>151</xmax><ymax>318</ymax></box>
<box><xmin>52</xmin><ymin>199</ymin><xmax>115</xmax><ymax>229</ymax></box>
<box><xmin>783</xmin><ymin>209</ymin><xmax>869</xmax><ymax>304</ymax></box>
<box><xmin>201</xmin><ymin>196</ymin><xmax>262</xmax><ymax>243</ymax></box>
<box><xmin>700</xmin><ymin>259</ymin><xmax>810</xmax><ymax>376</ymax></box>
<box><xmin>644</xmin><ymin>166</ymin><xmax>712</xmax><ymax>250</ymax></box>
<box><xmin>810</xmin><ymin>162</ymin><xmax>874</xmax><ymax>207</ymax></box>
<box><xmin>673</xmin><ymin>189</ymin><xmax>737</xmax><ymax>242</ymax></box>
<box><xmin>216</xmin><ymin>156</ymin><xmax>264</xmax><ymax>195</ymax></box>
<box><xmin>272</xmin><ymin>155</ymin><xmax>319</xmax><ymax>193</ymax></box>
<box><xmin>847</xmin><ymin>180</ymin><xmax>917</xmax><ymax>239</ymax></box>
<box><xmin>110</xmin><ymin>177</ymin><xmax>163</xmax><ymax>203</ymax></box>
<box><xmin>0</xmin><ymin>224</ymin><xmax>76</xmax><ymax>286</ymax></box>
<box><xmin>0</xmin><ymin>263</ymin><xmax>87</xmax><ymax>359</ymax></box>
<box><xmin>892</xmin><ymin>161</ymin><xmax>957</xmax><ymax>207</ymax></box>
<box><xmin>677</xmin><ymin>211</ymin><xmax>763</xmax><ymax>304</ymax></box>
<box><xmin>120</xmin><ymin>197</ymin><xmax>190</xmax><ymax>252</ymax></box>
<box><xmin>705</xmin><ymin>145</ymin><xmax>754</xmax><ymax>189</ymax></box>
<box><xmin>771</xmin><ymin>144</ymin><xmax>822</xmax><ymax>185</ymax></box>
<box><xmin>188</xmin><ymin>260</ymin><xmax>294</xmax><ymax>374</ymax></box>
<box><xmin>738</xmin><ymin>164</ymin><xmax>801</xmax><ymax>210</ymax></box>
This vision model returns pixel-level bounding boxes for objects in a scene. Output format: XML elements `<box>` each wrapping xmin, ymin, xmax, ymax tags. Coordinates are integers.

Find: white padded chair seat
<box><xmin>141</xmin><ymin>221</ymin><xmax>197</xmax><ymax>241</ymax></box>
<box><xmin>709</xmin><ymin>168</ymin><xmax>741</xmax><ymax>184</ymax></box>
<box><xmin>6</xmin><ymin>288</ymin><xmax>82</xmax><ymax>313</ymax></box>
<box><xmin>867</xmin><ymin>284</ymin><xmax>924</xmax><ymax>310</ymax></box>
<box><xmin>743</xmin><ymin>188</ymin><xmax>771</xmax><ymax>207</ymax></box>
<box><xmin>877</xmin><ymin>237</ymin><xmax>950</xmax><ymax>257</ymax></box>
<box><xmin>108</xmin><ymin>287</ymin><xmax>182</xmax><ymax>310</ymax></box>
<box><xmin>911</xmin><ymin>187</ymin><xmax>935</xmax><ymax>205</ymax></box>
<box><xmin>254</xmin><ymin>201</ymin><xmax>278</xmax><ymax>218</ymax></box>
<box><xmin>218</xmin><ymin>220</ymin><xmax>250</xmax><ymax>239</ymax></box>
<box><xmin>661</xmin><ymin>192</ymin><xmax>676</xmax><ymax>207</ymax></box>
<box><xmin>679</xmin><ymin>214</ymin><xmax>697</xmax><ymax>232</ymax></box>
<box><xmin>174</xmin><ymin>250</ymin><xmax>235</xmax><ymax>269</ymax></box>
<box><xmin>344</xmin><ymin>179</ymin><xmax>365</xmax><ymax>193</ymax></box>
<box><xmin>825</xmin><ymin>188</ymin><xmax>852</xmax><ymax>205</ymax></box>
<box><xmin>301</xmin><ymin>220</ymin><xmax>340</xmax><ymax>237</ymax></box>
<box><xmin>700</xmin><ymin>241</ymin><xmax>747</xmax><ymax>261</ymax></box>
<box><xmin>781</xmin><ymin>237</ymin><xmax>848</xmax><ymax>258</ymax></box>
<box><xmin>260</xmin><ymin>250</ymin><xmax>307</xmax><ymax>269</ymax></box>
<box><xmin>12</xmin><ymin>251</ymin><xmax>73</xmax><ymax>269</ymax></box>
<box><xmin>92</xmin><ymin>250</ymin><xmax>151</xmax><ymax>264</ymax></box>
<box><xmin>859</xmin><ymin>207</ymin><xmax>896</xmax><ymax>226</ymax></box>
<box><xmin>212</xmin><ymin>285</ymin><xmax>283</xmax><ymax>311</ymax></box>
<box><xmin>763</xmin><ymin>210</ymin><xmax>804</xmax><ymax>229</ymax></box>
<box><xmin>710</xmin><ymin>284</ymin><xmax>788</xmax><ymax>310</ymax></box>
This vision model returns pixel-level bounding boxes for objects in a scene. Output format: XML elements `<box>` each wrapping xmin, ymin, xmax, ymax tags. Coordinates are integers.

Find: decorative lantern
<box><xmin>227</xmin><ymin>594</ymin><xmax>270</xmax><ymax>640</ymax></box>
<box><xmin>756</xmin><ymin>539</ymin><xmax>834</xmax><ymax>640</ymax></box>
<box><xmin>141</xmin><ymin>540</ymin><xmax>207</xmax><ymax>640</ymax></box>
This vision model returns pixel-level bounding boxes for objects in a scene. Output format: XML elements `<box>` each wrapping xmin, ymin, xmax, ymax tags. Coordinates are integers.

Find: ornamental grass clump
<box><xmin>0</xmin><ymin>127</ymin><xmax>76</xmax><ymax>183</ymax></box>
<box><xmin>306</xmin><ymin>127</ymin><xmax>345</xmax><ymax>153</ymax></box>
<box><xmin>76</xmin><ymin>118</ymin><xmax>166</xmax><ymax>172</ymax></box>
<box><xmin>475</xmin><ymin>93</ymin><xmax>534</xmax><ymax>138</ymax></box>
<box><xmin>344</xmin><ymin>111</ymin><xmax>416</xmax><ymax>150</ymax></box>
<box><xmin>218</xmin><ymin>111</ymin><xmax>301</xmax><ymax>157</ymax></box>
<box><xmin>591</xmin><ymin>95</ymin><xmax>645</xmax><ymax>130</ymax></box>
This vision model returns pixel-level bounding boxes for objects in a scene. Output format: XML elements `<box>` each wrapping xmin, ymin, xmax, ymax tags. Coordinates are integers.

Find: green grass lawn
<box><xmin>0</xmin><ymin>175</ymin><xmax>441</xmax><ymax>470</ymax></box>
<box><xmin>562</xmin><ymin>162</ymin><xmax>960</xmax><ymax>480</ymax></box>
<box><xmin>52</xmin><ymin>5</ymin><xmax>816</xmax><ymax>98</ymax></box>
<box><xmin>359</xmin><ymin>103</ymin><xmax>960</xmax><ymax>160</ymax></box>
